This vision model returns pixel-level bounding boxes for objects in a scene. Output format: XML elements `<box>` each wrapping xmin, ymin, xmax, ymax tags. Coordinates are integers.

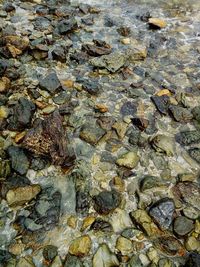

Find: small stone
<box><xmin>112</xmin><ymin>121</ymin><xmax>128</xmax><ymax>139</ymax></box>
<box><xmin>121</xmin><ymin>38</ymin><xmax>131</xmax><ymax>45</ymax></box>
<box><xmin>188</xmin><ymin>148</ymin><xmax>200</xmax><ymax>164</ymax></box>
<box><xmin>93</xmin><ymin>190</ymin><xmax>121</xmax><ymax>215</ymax></box>
<box><xmin>67</xmin><ymin>215</ymin><xmax>77</xmax><ymax>229</ymax></box>
<box><xmin>82</xmin><ymin>41</ymin><xmax>112</xmax><ymax>56</ymax></box>
<box><xmin>81</xmin><ymin>80</ymin><xmax>102</xmax><ymax>95</ymax></box>
<box><xmin>64</xmin><ymin>255</ymin><xmax>83</xmax><ymax>267</ymax></box>
<box><xmin>95</xmin><ymin>103</ymin><xmax>109</xmax><ymax>113</ymax></box>
<box><xmin>16</xmin><ymin>256</ymin><xmax>35</xmax><ymax>267</ymax></box>
<box><xmin>126</xmin><ymin>45</ymin><xmax>147</xmax><ymax>62</ymax></box>
<box><xmin>151</xmin><ymin>95</ymin><xmax>170</xmax><ymax>115</ymax></box>
<box><xmin>9</xmin><ymin>243</ymin><xmax>24</xmax><ymax>256</ymax></box>
<box><xmin>81</xmin><ymin>216</ymin><xmax>95</xmax><ymax>231</ymax></box>
<box><xmin>192</xmin><ymin>106</ymin><xmax>200</xmax><ymax>122</ymax></box>
<box><xmin>176</xmin><ymin>130</ymin><xmax>200</xmax><ymax>146</ymax></box>
<box><xmin>39</xmin><ymin>72</ymin><xmax>61</xmax><ymax>95</ymax></box>
<box><xmin>57</xmin><ymin>17</ymin><xmax>78</xmax><ymax>34</ymax></box>
<box><xmin>156</xmin><ymin>89</ymin><xmax>171</xmax><ymax>97</ymax></box>
<box><xmin>0</xmin><ymin>159</ymin><xmax>11</xmax><ymax>178</ymax></box>
<box><xmin>149</xmin><ymin>198</ymin><xmax>175</xmax><ymax>230</ymax></box>
<box><xmin>90</xmin><ymin>218</ymin><xmax>112</xmax><ymax>232</ymax></box>
<box><xmin>169</xmin><ymin>105</ymin><xmax>193</xmax><ymax>122</ymax></box>
<box><xmin>69</xmin><ymin>235</ymin><xmax>92</xmax><ymax>257</ymax></box>
<box><xmin>128</xmin><ymin>255</ymin><xmax>143</xmax><ymax>267</ymax></box>
<box><xmin>7</xmin><ymin>146</ymin><xmax>29</xmax><ymax>175</ymax></box>
<box><xmin>116</xmin><ymin>151</ymin><xmax>139</xmax><ymax>169</ymax></box>
<box><xmin>43</xmin><ymin>245</ymin><xmax>58</xmax><ymax>261</ymax></box>
<box><xmin>41</xmin><ymin>105</ymin><xmax>56</xmax><ymax>115</ymax></box>
<box><xmin>0</xmin><ymin>77</ymin><xmax>10</xmax><ymax>93</ymax></box>
<box><xmin>6</xmin><ymin>184</ymin><xmax>41</xmax><ymax>207</ymax></box>
<box><xmin>120</xmin><ymin>101</ymin><xmax>137</xmax><ymax>117</ymax></box>
<box><xmin>80</xmin><ymin>120</ymin><xmax>106</xmax><ymax>145</ymax></box>
<box><xmin>110</xmin><ymin>208</ymin><xmax>133</xmax><ymax>232</ymax></box>
<box><xmin>150</xmin><ymin>135</ymin><xmax>175</xmax><ymax>156</ymax></box>
<box><xmin>173</xmin><ymin>216</ymin><xmax>194</xmax><ymax>236</ymax></box>
<box><xmin>140</xmin><ymin>176</ymin><xmax>166</xmax><ymax>192</ymax></box>
<box><xmin>184</xmin><ymin>252</ymin><xmax>200</xmax><ymax>267</ymax></box>
<box><xmin>111</xmin><ymin>176</ymin><xmax>125</xmax><ymax>192</ymax></box>
<box><xmin>154</xmin><ymin>236</ymin><xmax>186</xmax><ymax>256</ymax></box>
<box><xmin>5</xmin><ymin>35</ymin><xmax>29</xmax><ymax>56</ymax></box>
<box><xmin>158</xmin><ymin>258</ymin><xmax>175</xmax><ymax>267</ymax></box>
<box><xmin>131</xmin><ymin>117</ymin><xmax>149</xmax><ymax>131</ymax></box>
<box><xmin>148</xmin><ymin>18</ymin><xmax>167</xmax><ymax>29</ymax></box>
<box><xmin>93</xmin><ymin>243</ymin><xmax>119</xmax><ymax>267</ymax></box>
<box><xmin>185</xmin><ymin>236</ymin><xmax>200</xmax><ymax>251</ymax></box>
<box><xmin>50</xmin><ymin>256</ymin><xmax>62</xmax><ymax>267</ymax></box>
<box><xmin>116</xmin><ymin>236</ymin><xmax>133</xmax><ymax>255</ymax></box>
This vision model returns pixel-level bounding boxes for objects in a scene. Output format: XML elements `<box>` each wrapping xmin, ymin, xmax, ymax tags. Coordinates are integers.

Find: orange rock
<box><xmin>95</xmin><ymin>103</ymin><xmax>109</xmax><ymax>113</ymax></box>
<box><xmin>61</xmin><ymin>80</ymin><xmax>74</xmax><ymax>89</ymax></box>
<box><xmin>35</xmin><ymin>100</ymin><xmax>48</xmax><ymax>109</ymax></box>
<box><xmin>148</xmin><ymin>18</ymin><xmax>167</xmax><ymax>28</ymax></box>
<box><xmin>156</xmin><ymin>89</ymin><xmax>171</xmax><ymax>96</ymax></box>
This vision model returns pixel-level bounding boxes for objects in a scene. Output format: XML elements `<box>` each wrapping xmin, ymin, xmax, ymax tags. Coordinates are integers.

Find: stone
<box><xmin>6</xmin><ymin>184</ymin><xmax>41</xmax><ymax>207</ymax></box>
<box><xmin>3</xmin><ymin>3</ymin><xmax>16</xmax><ymax>12</ymax></box>
<box><xmin>185</xmin><ymin>236</ymin><xmax>200</xmax><ymax>251</ymax></box>
<box><xmin>116</xmin><ymin>236</ymin><xmax>133</xmax><ymax>255</ymax></box>
<box><xmin>57</xmin><ymin>17</ymin><xmax>78</xmax><ymax>34</ymax></box>
<box><xmin>128</xmin><ymin>255</ymin><xmax>143</xmax><ymax>267</ymax></box>
<box><xmin>90</xmin><ymin>51</ymin><xmax>126</xmax><ymax>73</ymax></box>
<box><xmin>39</xmin><ymin>72</ymin><xmax>61</xmax><ymax>95</ymax></box>
<box><xmin>82</xmin><ymin>41</ymin><xmax>112</xmax><ymax>56</ymax></box>
<box><xmin>0</xmin><ymin>250</ymin><xmax>13</xmax><ymax>266</ymax></box>
<box><xmin>0</xmin><ymin>77</ymin><xmax>10</xmax><ymax>93</ymax></box>
<box><xmin>52</xmin><ymin>46</ymin><xmax>66</xmax><ymax>62</ymax></box>
<box><xmin>150</xmin><ymin>135</ymin><xmax>175</xmax><ymax>156</ymax></box>
<box><xmin>81</xmin><ymin>80</ymin><xmax>102</xmax><ymax>95</ymax></box>
<box><xmin>116</xmin><ymin>151</ymin><xmax>139</xmax><ymax>169</ymax></box>
<box><xmin>90</xmin><ymin>218</ymin><xmax>112</xmax><ymax>232</ymax></box>
<box><xmin>151</xmin><ymin>95</ymin><xmax>170</xmax><ymax>115</ymax></box>
<box><xmin>7</xmin><ymin>146</ymin><xmax>29</xmax><ymax>175</ymax></box>
<box><xmin>93</xmin><ymin>190</ymin><xmax>121</xmax><ymax>215</ymax></box>
<box><xmin>188</xmin><ymin>148</ymin><xmax>200</xmax><ymax>164</ymax></box>
<box><xmin>148</xmin><ymin>18</ymin><xmax>167</xmax><ymax>29</ymax></box>
<box><xmin>67</xmin><ymin>215</ymin><xmax>77</xmax><ymax>229</ymax></box>
<box><xmin>110</xmin><ymin>208</ymin><xmax>133</xmax><ymax>232</ymax></box>
<box><xmin>43</xmin><ymin>245</ymin><xmax>58</xmax><ymax>261</ymax></box>
<box><xmin>79</xmin><ymin>120</ymin><xmax>106</xmax><ymax>145</ymax></box>
<box><xmin>140</xmin><ymin>176</ymin><xmax>166</xmax><ymax>192</ymax></box>
<box><xmin>173</xmin><ymin>216</ymin><xmax>194</xmax><ymax>236</ymax></box>
<box><xmin>23</xmin><ymin>111</ymin><xmax>75</xmax><ymax>166</ymax></box>
<box><xmin>117</xmin><ymin>26</ymin><xmax>131</xmax><ymax>36</ymax></box>
<box><xmin>120</xmin><ymin>101</ymin><xmax>137</xmax><ymax>117</ymax></box>
<box><xmin>184</xmin><ymin>252</ymin><xmax>200</xmax><ymax>267</ymax></box>
<box><xmin>16</xmin><ymin>256</ymin><xmax>35</xmax><ymax>267</ymax></box>
<box><xmin>176</xmin><ymin>130</ymin><xmax>200</xmax><ymax>146</ymax></box>
<box><xmin>0</xmin><ymin>159</ymin><xmax>11</xmax><ymax>178</ymax></box>
<box><xmin>169</xmin><ymin>105</ymin><xmax>193</xmax><ymax>122</ymax></box>
<box><xmin>126</xmin><ymin>45</ymin><xmax>147</xmax><ymax>62</ymax></box>
<box><xmin>7</xmin><ymin>98</ymin><xmax>36</xmax><ymax>131</ymax></box>
<box><xmin>93</xmin><ymin>243</ymin><xmax>119</xmax><ymax>267</ymax></box>
<box><xmin>154</xmin><ymin>236</ymin><xmax>186</xmax><ymax>256</ymax></box>
<box><xmin>4</xmin><ymin>35</ymin><xmax>29</xmax><ymax>56</ymax></box>
<box><xmin>149</xmin><ymin>198</ymin><xmax>175</xmax><ymax>229</ymax></box>
<box><xmin>192</xmin><ymin>106</ymin><xmax>200</xmax><ymax>122</ymax></box>
<box><xmin>158</xmin><ymin>258</ymin><xmax>175</xmax><ymax>267</ymax></box>
<box><xmin>69</xmin><ymin>235</ymin><xmax>92</xmax><ymax>257</ymax></box>
<box><xmin>64</xmin><ymin>255</ymin><xmax>83</xmax><ymax>267</ymax></box>
<box><xmin>131</xmin><ymin>117</ymin><xmax>149</xmax><ymax>131</ymax></box>
<box><xmin>50</xmin><ymin>256</ymin><xmax>62</xmax><ymax>267</ymax></box>
<box><xmin>112</xmin><ymin>121</ymin><xmax>128</xmax><ymax>139</ymax></box>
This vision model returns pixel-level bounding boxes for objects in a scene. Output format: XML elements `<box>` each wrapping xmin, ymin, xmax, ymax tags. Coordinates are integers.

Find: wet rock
<box><xmin>0</xmin><ymin>159</ymin><xmax>11</xmax><ymax>178</ymax></box>
<box><xmin>128</xmin><ymin>255</ymin><xmax>143</xmax><ymax>267</ymax></box>
<box><xmin>52</xmin><ymin>46</ymin><xmax>66</xmax><ymax>62</ymax></box>
<box><xmin>117</xmin><ymin>26</ymin><xmax>131</xmax><ymax>37</ymax></box>
<box><xmin>153</xmin><ymin>236</ymin><xmax>185</xmax><ymax>256</ymax></box>
<box><xmin>120</xmin><ymin>101</ymin><xmax>137</xmax><ymax>117</ymax></box>
<box><xmin>131</xmin><ymin>117</ymin><xmax>149</xmax><ymax>131</ymax></box>
<box><xmin>23</xmin><ymin>111</ymin><xmax>75</xmax><ymax>166</ymax></box>
<box><xmin>4</xmin><ymin>35</ymin><xmax>29</xmax><ymax>57</ymax></box>
<box><xmin>192</xmin><ymin>106</ymin><xmax>200</xmax><ymax>122</ymax></box>
<box><xmin>43</xmin><ymin>245</ymin><xmax>58</xmax><ymax>261</ymax></box>
<box><xmin>188</xmin><ymin>148</ymin><xmax>200</xmax><ymax>164</ymax></box>
<box><xmin>175</xmin><ymin>130</ymin><xmax>200</xmax><ymax>146</ymax></box>
<box><xmin>93</xmin><ymin>190</ymin><xmax>121</xmax><ymax>215</ymax></box>
<box><xmin>16</xmin><ymin>256</ymin><xmax>35</xmax><ymax>267</ymax></box>
<box><xmin>116</xmin><ymin>151</ymin><xmax>139</xmax><ymax>169</ymax></box>
<box><xmin>173</xmin><ymin>216</ymin><xmax>194</xmax><ymax>236</ymax></box>
<box><xmin>7</xmin><ymin>97</ymin><xmax>36</xmax><ymax>131</ymax></box>
<box><xmin>6</xmin><ymin>184</ymin><xmax>41</xmax><ymax>207</ymax></box>
<box><xmin>150</xmin><ymin>135</ymin><xmax>175</xmax><ymax>156</ymax></box>
<box><xmin>149</xmin><ymin>198</ymin><xmax>175</xmax><ymax>230</ymax></box>
<box><xmin>116</xmin><ymin>236</ymin><xmax>133</xmax><ymax>255</ymax></box>
<box><xmin>148</xmin><ymin>18</ymin><xmax>167</xmax><ymax>29</ymax></box>
<box><xmin>57</xmin><ymin>17</ymin><xmax>78</xmax><ymax>34</ymax></box>
<box><xmin>69</xmin><ymin>235</ymin><xmax>92</xmax><ymax>257</ymax></box>
<box><xmin>93</xmin><ymin>243</ymin><xmax>119</xmax><ymax>267</ymax></box>
<box><xmin>90</xmin><ymin>51</ymin><xmax>126</xmax><ymax>73</ymax></box>
<box><xmin>7</xmin><ymin>146</ymin><xmax>29</xmax><ymax>175</ymax></box>
<box><xmin>90</xmin><ymin>218</ymin><xmax>112</xmax><ymax>232</ymax></box>
<box><xmin>169</xmin><ymin>105</ymin><xmax>193</xmax><ymax>122</ymax></box>
<box><xmin>184</xmin><ymin>252</ymin><xmax>200</xmax><ymax>267</ymax></box>
<box><xmin>151</xmin><ymin>95</ymin><xmax>170</xmax><ymax>115</ymax></box>
<box><xmin>80</xmin><ymin>120</ymin><xmax>106</xmax><ymax>145</ymax></box>
<box><xmin>140</xmin><ymin>176</ymin><xmax>166</xmax><ymax>192</ymax></box>
<box><xmin>64</xmin><ymin>255</ymin><xmax>83</xmax><ymax>267</ymax></box>
<box><xmin>81</xmin><ymin>79</ymin><xmax>102</xmax><ymax>95</ymax></box>
<box><xmin>39</xmin><ymin>72</ymin><xmax>61</xmax><ymax>95</ymax></box>
<box><xmin>82</xmin><ymin>40</ymin><xmax>112</xmax><ymax>56</ymax></box>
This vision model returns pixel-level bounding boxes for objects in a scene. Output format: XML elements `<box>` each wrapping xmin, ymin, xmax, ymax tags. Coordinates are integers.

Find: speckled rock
<box><xmin>43</xmin><ymin>245</ymin><xmax>58</xmax><ymax>261</ymax></box>
<box><xmin>80</xmin><ymin>120</ymin><xmax>106</xmax><ymax>145</ymax></box>
<box><xmin>7</xmin><ymin>146</ymin><xmax>29</xmax><ymax>175</ymax></box>
<box><xmin>116</xmin><ymin>151</ymin><xmax>139</xmax><ymax>169</ymax></box>
<box><xmin>150</xmin><ymin>135</ymin><xmax>175</xmax><ymax>156</ymax></box>
<box><xmin>169</xmin><ymin>105</ymin><xmax>193</xmax><ymax>122</ymax></box>
<box><xmin>175</xmin><ymin>130</ymin><xmax>200</xmax><ymax>146</ymax></box>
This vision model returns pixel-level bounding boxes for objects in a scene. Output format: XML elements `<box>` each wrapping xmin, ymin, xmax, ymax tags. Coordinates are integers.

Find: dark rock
<box><xmin>76</xmin><ymin>190</ymin><xmax>90</xmax><ymax>216</ymax></box>
<box><xmin>192</xmin><ymin>106</ymin><xmax>200</xmax><ymax>122</ymax></box>
<box><xmin>175</xmin><ymin>130</ymin><xmax>200</xmax><ymax>146</ymax></box>
<box><xmin>0</xmin><ymin>250</ymin><xmax>14</xmax><ymax>265</ymax></box>
<box><xmin>3</xmin><ymin>3</ymin><xmax>15</xmax><ymax>12</ymax></box>
<box><xmin>173</xmin><ymin>216</ymin><xmax>194</xmax><ymax>236</ymax></box>
<box><xmin>0</xmin><ymin>159</ymin><xmax>11</xmax><ymax>178</ymax></box>
<box><xmin>23</xmin><ymin>111</ymin><xmax>76</xmax><ymax>166</ymax></box>
<box><xmin>52</xmin><ymin>46</ymin><xmax>66</xmax><ymax>62</ymax></box>
<box><xmin>43</xmin><ymin>245</ymin><xmax>58</xmax><ymax>261</ymax></box>
<box><xmin>7</xmin><ymin>146</ymin><xmax>30</xmax><ymax>175</ymax></box>
<box><xmin>81</xmin><ymin>79</ymin><xmax>102</xmax><ymax>95</ymax></box>
<box><xmin>120</xmin><ymin>101</ymin><xmax>137</xmax><ymax>117</ymax></box>
<box><xmin>90</xmin><ymin>218</ymin><xmax>113</xmax><ymax>232</ymax></box>
<box><xmin>57</xmin><ymin>17</ymin><xmax>78</xmax><ymax>34</ymax></box>
<box><xmin>169</xmin><ymin>105</ymin><xmax>193</xmax><ymax>122</ymax></box>
<box><xmin>70</xmin><ymin>50</ymin><xmax>89</xmax><ymax>64</ymax></box>
<box><xmin>154</xmin><ymin>235</ymin><xmax>185</xmax><ymax>256</ymax></box>
<box><xmin>151</xmin><ymin>95</ymin><xmax>170</xmax><ymax>115</ymax></box>
<box><xmin>131</xmin><ymin>117</ymin><xmax>149</xmax><ymax>131</ymax></box>
<box><xmin>93</xmin><ymin>190</ymin><xmax>121</xmax><ymax>215</ymax></box>
<box><xmin>7</xmin><ymin>97</ymin><xmax>36</xmax><ymax>131</ymax></box>
<box><xmin>188</xmin><ymin>148</ymin><xmax>200</xmax><ymax>163</ymax></box>
<box><xmin>80</xmin><ymin>120</ymin><xmax>106</xmax><ymax>145</ymax></box>
<box><xmin>184</xmin><ymin>252</ymin><xmax>200</xmax><ymax>267</ymax></box>
<box><xmin>33</xmin><ymin>17</ymin><xmax>51</xmax><ymax>31</ymax></box>
<box><xmin>64</xmin><ymin>254</ymin><xmax>83</xmax><ymax>267</ymax></box>
<box><xmin>149</xmin><ymin>198</ymin><xmax>175</xmax><ymax>229</ymax></box>
<box><xmin>0</xmin><ymin>60</ymin><xmax>7</xmax><ymax>77</ymax></box>
<box><xmin>82</xmin><ymin>40</ymin><xmax>112</xmax><ymax>57</ymax></box>
<box><xmin>30</xmin><ymin>156</ymin><xmax>49</xmax><ymax>171</ymax></box>
<box><xmin>117</xmin><ymin>26</ymin><xmax>131</xmax><ymax>36</ymax></box>
<box><xmin>39</xmin><ymin>72</ymin><xmax>61</xmax><ymax>95</ymax></box>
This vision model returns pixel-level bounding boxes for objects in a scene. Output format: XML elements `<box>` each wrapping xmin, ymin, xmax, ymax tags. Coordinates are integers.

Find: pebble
<box><xmin>116</xmin><ymin>151</ymin><xmax>139</xmax><ymax>169</ymax></box>
<box><xmin>92</xmin><ymin>243</ymin><xmax>119</xmax><ymax>267</ymax></box>
<box><xmin>174</xmin><ymin>216</ymin><xmax>194</xmax><ymax>236</ymax></box>
<box><xmin>69</xmin><ymin>235</ymin><xmax>92</xmax><ymax>257</ymax></box>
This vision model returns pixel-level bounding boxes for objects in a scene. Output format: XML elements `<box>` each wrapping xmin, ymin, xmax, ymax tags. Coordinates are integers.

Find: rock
<box><xmin>185</xmin><ymin>236</ymin><xmax>200</xmax><ymax>251</ymax></box>
<box><xmin>126</xmin><ymin>45</ymin><xmax>147</xmax><ymax>62</ymax></box>
<box><xmin>52</xmin><ymin>46</ymin><xmax>66</xmax><ymax>62</ymax></box>
<box><xmin>148</xmin><ymin>18</ymin><xmax>167</xmax><ymax>29</ymax></box>
<box><xmin>82</xmin><ymin>40</ymin><xmax>112</xmax><ymax>56</ymax></box>
<box><xmin>4</xmin><ymin>35</ymin><xmax>29</xmax><ymax>57</ymax></box>
<box><xmin>121</xmin><ymin>38</ymin><xmax>131</xmax><ymax>45</ymax></box>
<box><xmin>7</xmin><ymin>146</ymin><xmax>29</xmax><ymax>175</ymax></box>
<box><xmin>169</xmin><ymin>105</ymin><xmax>193</xmax><ymax>122</ymax></box>
<box><xmin>128</xmin><ymin>255</ymin><xmax>143</xmax><ymax>267</ymax></box>
<box><xmin>120</xmin><ymin>101</ymin><xmax>137</xmax><ymax>117</ymax></box>
<box><xmin>116</xmin><ymin>236</ymin><xmax>133</xmax><ymax>255</ymax></box>
<box><xmin>151</xmin><ymin>95</ymin><xmax>170</xmax><ymax>115</ymax></box>
<box><xmin>67</xmin><ymin>215</ymin><xmax>77</xmax><ymax>229</ymax></box>
<box><xmin>23</xmin><ymin>111</ymin><xmax>75</xmax><ymax>166</ymax></box>
<box><xmin>116</xmin><ymin>151</ymin><xmax>139</xmax><ymax>169</ymax></box>
<box><xmin>43</xmin><ymin>245</ymin><xmax>58</xmax><ymax>261</ymax></box>
<box><xmin>57</xmin><ymin>17</ymin><xmax>78</xmax><ymax>34</ymax></box>
<box><xmin>39</xmin><ymin>72</ymin><xmax>61</xmax><ymax>95</ymax></box>
<box><xmin>112</xmin><ymin>121</ymin><xmax>128</xmax><ymax>139</ymax></box>
<box><xmin>0</xmin><ymin>159</ymin><xmax>11</xmax><ymax>178</ymax></box>
<box><xmin>16</xmin><ymin>256</ymin><xmax>35</xmax><ymax>267</ymax></box>
<box><xmin>184</xmin><ymin>252</ymin><xmax>200</xmax><ymax>267</ymax></box>
<box><xmin>130</xmin><ymin>209</ymin><xmax>162</xmax><ymax>237</ymax></box>
<box><xmin>176</xmin><ymin>130</ymin><xmax>200</xmax><ymax>146</ymax></box>
<box><xmin>93</xmin><ymin>190</ymin><xmax>121</xmax><ymax>215</ymax></box>
<box><xmin>69</xmin><ymin>235</ymin><xmax>92</xmax><ymax>257</ymax></box>
<box><xmin>33</xmin><ymin>17</ymin><xmax>51</xmax><ymax>31</ymax></box>
<box><xmin>93</xmin><ymin>243</ymin><xmax>119</xmax><ymax>267</ymax></box>
<box><xmin>0</xmin><ymin>77</ymin><xmax>10</xmax><ymax>93</ymax></box>
<box><xmin>117</xmin><ymin>26</ymin><xmax>131</xmax><ymax>36</ymax></box>
<box><xmin>81</xmin><ymin>80</ymin><xmax>102</xmax><ymax>95</ymax></box>
<box><xmin>7</xmin><ymin>98</ymin><xmax>36</xmax><ymax>131</ymax></box>
<box><xmin>90</xmin><ymin>218</ymin><xmax>112</xmax><ymax>232</ymax></box>
<box><xmin>0</xmin><ymin>250</ymin><xmax>14</xmax><ymax>266</ymax></box>
<box><xmin>188</xmin><ymin>148</ymin><xmax>200</xmax><ymax>164</ymax></box>
<box><xmin>153</xmin><ymin>236</ymin><xmax>185</xmax><ymax>256</ymax></box>
<box><xmin>50</xmin><ymin>256</ymin><xmax>62</xmax><ymax>267</ymax></box>
<box><xmin>90</xmin><ymin>51</ymin><xmax>126</xmax><ymax>73</ymax></box>
<box><xmin>150</xmin><ymin>135</ymin><xmax>175</xmax><ymax>156</ymax></box>
<box><xmin>79</xmin><ymin>120</ymin><xmax>106</xmax><ymax>145</ymax></box>
<box><xmin>173</xmin><ymin>216</ymin><xmax>194</xmax><ymax>236</ymax></box>
<box><xmin>3</xmin><ymin>3</ymin><xmax>16</xmax><ymax>12</ymax></box>
<box><xmin>158</xmin><ymin>258</ymin><xmax>175</xmax><ymax>267</ymax></box>
<box><xmin>140</xmin><ymin>176</ymin><xmax>166</xmax><ymax>192</ymax></box>
<box><xmin>76</xmin><ymin>190</ymin><xmax>90</xmax><ymax>216</ymax></box>
<box><xmin>131</xmin><ymin>117</ymin><xmax>149</xmax><ymax>131</ymax></box>
<box><xmin>192</xmin><ymin>106</ymin><xmax>200</xmax><ymax>122</ymax></box>
<box><xmin>0</xmin><ymin>60</ymin><xmax>7</xmax><ymax>77</ymax></box>
<box><xmin>149</xmin><ymin>198</ymin><xmax>175</xmax><ymax>229</ymax></box>
<box><xmin>6</xmin><ymin>184</ymin><xmax>41</xmax><ymax>207</ymax></box>
<box><xmin>64</xmin><ymin>255</ymin><xmax>83</xmax><ymax>267</ymax></box>
<box><xmin>110</xmin><ymin>208</ymin><xmax>133</xmax><ymax>232</ymax></box>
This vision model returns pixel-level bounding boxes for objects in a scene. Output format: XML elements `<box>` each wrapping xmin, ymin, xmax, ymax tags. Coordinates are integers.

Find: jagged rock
<box><xmin>93</xmin><ymin>244</ymin><xmax>119</xmax><ymax>267</ymax></box>
<box><xmin>176</xmin><ymin>130</ymin><xmax>200</xmax><ymax>146</ymax></box>
<box><xmin>7</xmin><ymin>146</ymin><xmax>29</xmax><ymax>175</ymax></box>
<box><xmin>57</xmin><ymin>17</ymin><xmax>78</xmax><ymax>34</ymax></box>
<box><xmin>169</xmin><ymin>105</ymin><xmax>193</xmax><ymax>122</ymax></box>
<box><xmin>39</xmin><ymin>72</ymin><xmax>61</xmax><ymax>95</ymax></box>
<box><xmin>69</xmin><ymin>235</ymin><xmax>92</xmax><ymax>257</ymax></box>
<box><xmin>188</xmin><ymin>148</ymin><xmax>200</xmax><ymax>164</ymax></box>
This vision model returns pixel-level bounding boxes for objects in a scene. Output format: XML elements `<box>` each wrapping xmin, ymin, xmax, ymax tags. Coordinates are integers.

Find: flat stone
<box><xmin>69</xmin><ymin>235</ymin><xmax>92</xmax><ymax>257</ymax></box>
<box><xmin>173</xmin><ymin>216</ymin><xmax>194</xmax><ymax>236</ymax></box>
<box><xmin>154</xmin><ymin>236</ymin><xmax>186</xmax><ymax>256</ymax></box>
<box><xmin>120</xmin><ymin>101</ymin><xmax>137</xmax><ymax>117</ymax></box>
<box><xmin>169</xmin><ymin>105</ymin><xmax>193</xmax><ymax>122</ymax></box>
<box><xmin>39</xmin><ymin>72</ymin><xmax>61</xmax><ymax>94</ymax></box>
<box><xmin>116</xmin><ymin>236</ymin><xmax>133</xmax><ymax>255</ymax></box>
<box><xmin>176</xmin><ymin>130</ymin><xmax>200</xmax><ymax>146</ymax></box>
<box><xmin>7</xmin><ymin>146</ymin><xmax>29</xmax><ymax>175</ymax></box>
<box><xmin>80</xmin><ymin>120</ymin><xmax>106</xmax><ymax>145</ymax></box>
<box><xmin>148</xmin><ymin>18</ymin><xmax>167</xmax><ymax>29</ymax></box>
<box><xmin>188</xmin><ymin>148</ymin><xmax>200</xmax><ymax>164</ymax></box>
<box><xmin>6</xmin><ymin>184</ymin><xmax>41</xmax><ymax>207</ymax></box>
<box><xmin>140</xmin><ymin>176</ymin><xmax>166</xmax><ymax>192</ymax></box>
<box><xmin>93</xmin><ymin>243</ymin><xmax>119</xmax><ymax>267</ymax></box>
<box><xmin>150</xmin><ymin>135</ymin><xmax>175</xmax><ymax>156</ymax></box>
<box><xmin>151</xmin><ymin>95</ymin><xmax>170</xmax><ymax>115</ymax></box>
<box><xmin>116</xmin><ymin>151</ymin><xmax>139</xmax><ymax>169</ymax></box>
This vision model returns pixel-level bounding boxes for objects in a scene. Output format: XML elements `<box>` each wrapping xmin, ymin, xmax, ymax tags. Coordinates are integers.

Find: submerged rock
<box><xmin>23</xmin><ymin>111</ymin><xmax>75</xmax><ymax>166</ymax></box>
<box><xmin>69</xmin><ymin>235</ymin><xmax>92</xmax><ymax>257</ymax></box>
<box><xmin>173</xmin><ymin>216</ymin><xmax>194</xmax><ymax>236</ymax></box>
<box><xmin>93</xmin><ymin>243</ymin><xmax>119</xmax><ymax>267</ymax></box>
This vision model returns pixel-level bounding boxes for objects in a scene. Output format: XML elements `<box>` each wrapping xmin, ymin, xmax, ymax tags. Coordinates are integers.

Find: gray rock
<box><xmin>140</xmin><ymin>176</ymin><xmax>166</xmax><ymax>192</ymax></box>
<box><xmin>64</xmin><ymin>255</ymin><xmax>83</xmax><ymax>267</ymax></box>
<box><xmin>150</xmin><ymin>135</ymin><xmax>175</xmax><ymax>156</ymax></box>
<box><xmin>169</xmin><ymin>105</ymin><xmax>193</xmax><ymax>122</ymax></box>
<box><xmin>151</xmin><ymin>95</ymin><xmax>169</xmax><ymax>115</ymax></box>
<box><xmin>184</xmin><ymin>252</ymin><xmax>200</xmax><ymax>267</ymax></box>
<box><xmin>57</xmin><ymin>17</ymin><xmax>78</xmax><ymax>34</ymax></box>
<box><xmin>128</xmin><ymin>255</ymin><xmax>143</xmax><ymax>267</ymax></box>
<box><xmin>93</xmin><ymin>243</ymin><xmax>119</xmax><ymax>267</ymax></box>
<box><xmin>39</xmin><ymin>72</ymin><xmax>61</xmax><ymax>94</ymax></box>
<box><xmin>0</xmin><ymin>159</ymin><xmax>11</xmax><ymax>178</ymax></box>
<box><xmin>149</xmin><ymin>198</ymin><xmax>175</xmax><ymax>229</ymax></box>
<box><xmin>120</xmin><ymin>101</ymin><xmax>137</xmax><ymax>117</ymax></box>
<box><xmin>7</xmin><ymin>146</ymin><xmax>29</xmax><ymax>175</ymax></box>
<box><xmin>192</xmin><ymin>106</ymin><xmax>200</xmax><ymax>122</ymax></box>
<box><xmin>80</xmin><ymin>120</ymin><xmax>106</xmax><ymax>145</ymax></box>
<box><xmin>43</xmin><ymin>245</ymin><xmax>58</xmax><ymax>261</ymax></box>
<box><xmin>175</xmin><ymin>130</ymin><xmax>200</xmax><ymax>146</ymax></box>
<box><xmin>173</xmin><ymin>216</ymin><xmax>194</xmax><ymax>236</ymax></box>
<box><xmin>188</xmin><ymin>148</ymin><xmax>200</xmax><ymax>163</ymax></box>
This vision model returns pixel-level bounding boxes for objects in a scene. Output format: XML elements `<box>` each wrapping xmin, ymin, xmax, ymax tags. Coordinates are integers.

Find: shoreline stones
<box><xmin>116</xmin><ymin>151</ymin><xmax>139</xmax><ymax>169</ymax></box>
<box><xmin>68</xmin><ymin>235</ymin><xmax>92</xmax><ymax>257</ymax></box>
